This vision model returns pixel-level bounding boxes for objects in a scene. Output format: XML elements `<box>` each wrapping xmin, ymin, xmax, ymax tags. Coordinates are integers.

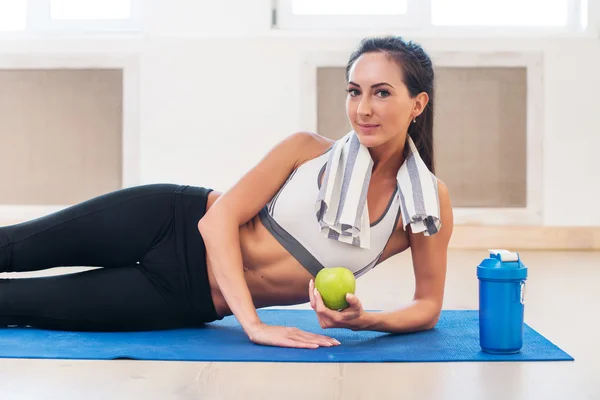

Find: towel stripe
<box><xmin>355</xmin><ymin>157</ymin><xmax>372</xmax><ymax>229</ymax></box>
<box><xmin>407</xmin><ymin>152</ymin><xmax>425</xmax><ymax>216</ymax></box>
<box><xmin>334</xmin><ymin>134</ymin><xmax>360</xmax><ymax>225</ymax></box>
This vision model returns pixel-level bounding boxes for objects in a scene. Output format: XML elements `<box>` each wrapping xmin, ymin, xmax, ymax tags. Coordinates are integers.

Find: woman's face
<box><xmin>346</xmin><ymin>51</ymin><xmax>425</xmax><ymax>148</ymax></box>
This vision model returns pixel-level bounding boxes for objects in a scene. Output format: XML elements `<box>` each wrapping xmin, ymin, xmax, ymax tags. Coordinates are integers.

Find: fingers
<box><xmin>338</xmin><ymin>293</ymin><xmax>362</xmax><ymax>321</ymax></box>
<box><xmin>278</xmin><ymin>337</ymin><xmax>333</xmax><ymax>349</ymax></box>
<box><xmin>290</xmin><ymin>327</ymin><xmax>340</xmax><ymax>347</ymax></box>
<box><xmin>313</xmin><ymin>287</ymin><xmax>325</xmax><ymax>310</ymax></box>
<box><xmin>312</xmin><ymin>288</ymin><xmax>345</xmax><ymax>328</ymax></box>
<box><xmin>308</xmin><ymin>279</ymin><xmax>316</xmax><ymax>309</ymax></box>
<box><xmin>344</xmin><ymin>293</ymin><xmax>362</xmax><ymax>312</ymax></box>
<box><xmin>299</xmin><ymin>338</ymin><xmax>336</xmax><ymax>348</ymax></box>
<box><xmin>346</xmin><ymin>293</ymin><xmax>358</xmax><ymax>305</ymax></box>
<box><xmin>251</xmin><ymin>324</ymin><xmax>340</xmax><ymax>350</ymax></box>
<box><xmin>281</xmin><ymin>339</ymin><xmax>319</xmax><ymax>349</ymax></box>
<box><xmin>310</xmin><ymin>280</ymin><xmax>330</xmax><ymax>327</ymax></box>
<box><xmin>313</xmin><ymin>289</ymin><xmax>336</xmax><ymax>316</ymax></box>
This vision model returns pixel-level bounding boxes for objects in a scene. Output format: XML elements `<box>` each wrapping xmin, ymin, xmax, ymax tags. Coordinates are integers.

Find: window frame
<box><xmin>275</xmin><ymin>0</ymin><xmax>590</xmax><ymax>36</ymax></box>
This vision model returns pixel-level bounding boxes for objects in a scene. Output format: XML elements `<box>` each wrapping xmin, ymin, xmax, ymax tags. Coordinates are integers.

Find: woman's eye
<box><xmin>346</xmin><ymin>88</ymin><xmax>360</xmax><ymax>96</ymax></box>
<box><xmin>376</xmin><ymin>90</ymin><xmax>390</xmax><ymax>98</ymax></box>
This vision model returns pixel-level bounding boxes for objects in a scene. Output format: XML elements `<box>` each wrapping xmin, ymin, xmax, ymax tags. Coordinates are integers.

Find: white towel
<box><xmin>315</xmin><ymin>131</ymin><xmax>441</xmax><ymax>249</ymax></box>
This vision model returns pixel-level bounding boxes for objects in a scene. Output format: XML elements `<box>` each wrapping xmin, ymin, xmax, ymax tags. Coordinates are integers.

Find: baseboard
<box><xmin>450</xmin><ymin>225</ymin><xmax>600</xmax><ymax>250</ymax></box>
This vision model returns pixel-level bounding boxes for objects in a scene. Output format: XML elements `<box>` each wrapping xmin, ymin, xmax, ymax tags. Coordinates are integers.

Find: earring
<box><xmin>413</xmin><ymin>117</ymin><xmax>417</xmax><ymax>123</ymax></box>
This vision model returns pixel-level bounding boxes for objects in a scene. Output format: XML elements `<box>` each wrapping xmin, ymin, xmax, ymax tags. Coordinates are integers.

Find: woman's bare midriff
<box><xmin>204</xmin><ymin>190</ymin><xmax>315</xmax><ymax>318</ymax></box>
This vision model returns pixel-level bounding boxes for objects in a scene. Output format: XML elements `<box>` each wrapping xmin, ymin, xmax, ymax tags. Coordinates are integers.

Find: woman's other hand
<box><xmin>309</xmin><ymin>279</ymin><xmax>366</xmax><ymax>331</ymax></box>
<box><xmin>247</xmin><ymin>323</ymin><xmax>340</xmax><ymax>349</ymax></box>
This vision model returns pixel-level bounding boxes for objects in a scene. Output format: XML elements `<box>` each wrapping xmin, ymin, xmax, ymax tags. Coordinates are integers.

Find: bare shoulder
<box><xmin>292</xmin><ymin>131</ymin><xmax>334</xmax><ymax>167</ymax></box>
<box><xmin>202</xmin><ymin>131</ymin><xmax>333</xmax><ymax>228</ymax></box>
<box><xmin>294</xmin><ymin>130</ymin><xmax>334</xmax><ymax>147</ymax></box>
<box><xmin>435</xmin><ymin>177</ymin><xmax>454</xmax><ymax>236</ymax></box>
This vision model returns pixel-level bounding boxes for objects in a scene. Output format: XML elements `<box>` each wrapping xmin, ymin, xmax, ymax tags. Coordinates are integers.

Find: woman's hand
<box><xmin>309</xmin><ymin>279</ymin><xmax>366</xmax><ymax>331</ymax></box>
<box><xmin>247</xmin><ymin>323</ymin><xmax>341</xmax><ymax>349</ymax></box>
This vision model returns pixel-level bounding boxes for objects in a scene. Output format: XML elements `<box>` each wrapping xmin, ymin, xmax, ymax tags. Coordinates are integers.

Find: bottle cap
<box><xmin>477</xmin><ymin>249</ymin><xmax>528</xmax><ymax>281</ymax></box>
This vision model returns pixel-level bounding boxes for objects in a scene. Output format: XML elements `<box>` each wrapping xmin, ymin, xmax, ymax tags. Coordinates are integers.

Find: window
<box><xmin>0</xmin><ymin>0</ymin><xmax>141</xmax><ymax>35</ymax></box>
<box><xmin>275</xmin><ymin>0</ymin><xmax>589</xmax><ymax>34</ymax></box>
<box><xmin>276</xmin><ymin>0</ymin><xmax>422</xmax><ymax>31</ymax></box>
<box><xmin>40</xmin><ymin>0</ymin><xmax>141</xmax><ymax>32</ymax></box>
<box><xmin>0</xmin><ymin>0</ymin><xmax>27</xmax><ymax>31</ymax></box>
<box><xmin>581</xmin><ymin>0</ymin><xmax>588</xmax><ymax>28</ymax></box>
<box><xmin>50</xmin><ymin>0</ymin><xmax>132</xmax><ymax>20</ymax></box>
<box><xmin>431</xmin><ymin>0</ymin><xmax>569</xmax><ymax>27</ymax></box>
<box><xmin>291</xmin><ymin>0</ymin><xmax>408</xmax><ymax>16</ymax></box>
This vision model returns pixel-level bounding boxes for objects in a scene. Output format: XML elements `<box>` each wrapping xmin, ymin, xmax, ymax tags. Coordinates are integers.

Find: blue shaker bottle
<box><xmin>477</xmin><ymin>249</ymin><xmax>528</xmax><ymax>354</ymax></box>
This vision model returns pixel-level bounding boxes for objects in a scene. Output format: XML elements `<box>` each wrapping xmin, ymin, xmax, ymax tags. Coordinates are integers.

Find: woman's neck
<box><xmin>368</xmin><ymin>135</ymin><xmax>405</xmax><ymax>177</ymax></box>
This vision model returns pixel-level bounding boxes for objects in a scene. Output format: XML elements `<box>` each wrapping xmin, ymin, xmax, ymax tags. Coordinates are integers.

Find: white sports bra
<box><xmin>258</xmin><ymin>149</ymin><xmax>402</xmax><ymax>278</ymax></box>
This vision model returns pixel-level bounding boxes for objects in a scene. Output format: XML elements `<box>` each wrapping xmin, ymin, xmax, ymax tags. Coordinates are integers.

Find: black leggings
<box><xmin>0</xmin><ymin>184</ymin><xmax>220</xmax><ymax>331</ymax></box>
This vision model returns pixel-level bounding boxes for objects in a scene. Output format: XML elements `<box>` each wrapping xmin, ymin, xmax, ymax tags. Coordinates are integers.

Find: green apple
<box><xmin>315</xmin><ymin>267</ymin><xmax>356</xmax><ymax>310</ymax></box>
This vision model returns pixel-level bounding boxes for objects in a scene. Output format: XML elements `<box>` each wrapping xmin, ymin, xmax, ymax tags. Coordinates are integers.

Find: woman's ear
<box><xmin>413</xmin><ymin>92</ymin><xmax>430</xmax><ymax>119</ymax></box>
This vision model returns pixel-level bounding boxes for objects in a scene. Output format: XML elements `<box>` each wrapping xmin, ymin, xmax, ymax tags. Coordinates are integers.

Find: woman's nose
<box><xmin>357</xmin><ymin>99</ymin><xmax>372</xmax><ymax>117</ymax></box>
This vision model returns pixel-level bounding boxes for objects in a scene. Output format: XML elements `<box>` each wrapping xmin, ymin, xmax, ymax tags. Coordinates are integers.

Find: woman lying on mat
<box><xmin>0</xmin><ymin>35</ymin><xmax>453</xmax><ymax>349</ymax></box>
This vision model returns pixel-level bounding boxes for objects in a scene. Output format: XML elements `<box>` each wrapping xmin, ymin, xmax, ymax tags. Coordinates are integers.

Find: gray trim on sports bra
<box><xmin>258</xmin><ymin>205</ymin><xmax>392</xmax><ymax>277</ymax></box>
<box><xmin>258</xmin><ymin>206</ymin><xmax>325</xmax><ymax>276</ymax></box>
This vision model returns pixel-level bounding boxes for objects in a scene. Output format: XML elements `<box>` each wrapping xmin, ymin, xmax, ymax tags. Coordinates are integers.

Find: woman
<box><xmin>0</xmin><ymin>36</ymin><xmax>453</xmax><ymax>349</ymax></box>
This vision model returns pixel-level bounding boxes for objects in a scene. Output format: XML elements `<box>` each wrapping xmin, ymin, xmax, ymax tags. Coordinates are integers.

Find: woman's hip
<box><xmin>170</xmin><ymin>185</ymin><xmax>221</xmax><ymax>323</ymax></box>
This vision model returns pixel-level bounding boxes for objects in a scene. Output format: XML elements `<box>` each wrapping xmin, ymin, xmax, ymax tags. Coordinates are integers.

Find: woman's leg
<box><xmin>0</xmin><ymin>265</ymin><xmax>195</xmax><ymax>331</ymax></box>
<box><xmin>0</xmin><ymin>183</ymin><xmax>207</xmax><ymax>331</ymax></box>
<box><xmin>0</xmin><ymin>184</ymin><xmax>180</xmax><ymax>273</ymax></box>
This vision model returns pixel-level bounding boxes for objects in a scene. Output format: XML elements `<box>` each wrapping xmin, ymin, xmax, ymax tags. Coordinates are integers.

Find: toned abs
<box><xmin>204</xmin><ymin>190</ymin><xmax>315</xmax><ymax>318</ymax></box>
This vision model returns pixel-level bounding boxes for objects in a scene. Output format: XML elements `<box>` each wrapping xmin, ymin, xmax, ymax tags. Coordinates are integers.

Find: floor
<box><xmin>0</xmin><ymin>249</ymin><xmax>598</xmax><ymax>400</ymax></box>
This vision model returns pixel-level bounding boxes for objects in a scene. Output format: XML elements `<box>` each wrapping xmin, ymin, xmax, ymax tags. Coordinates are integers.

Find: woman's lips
<box><xmin>358</xmin><ymin>123</ymin><xmax>380</xmax><ymax>134</ymax></box>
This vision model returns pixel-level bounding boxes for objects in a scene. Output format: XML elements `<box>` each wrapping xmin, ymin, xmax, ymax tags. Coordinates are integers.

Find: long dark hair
<box><xmin>345</xmin><ymin>36</ymin><xmax>435</xmax><ymax>173</ymax></box>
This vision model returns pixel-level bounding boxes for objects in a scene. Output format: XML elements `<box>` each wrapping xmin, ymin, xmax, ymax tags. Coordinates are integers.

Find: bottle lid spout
<box><xmin>488</xmin><ymin>249</ymin><xmax>519</xmax><ymax>262</ymax></box>
<box><xmin>478</xmin><ymin>249</ymin><xmax>527</xmax><ymax>280</ymax></box>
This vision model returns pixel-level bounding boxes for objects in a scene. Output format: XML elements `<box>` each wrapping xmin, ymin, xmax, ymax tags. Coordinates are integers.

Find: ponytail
<box><xmin>407</xmin><ymin>90</ymin><xmax>435</xmax><ymax>173</ymax></box>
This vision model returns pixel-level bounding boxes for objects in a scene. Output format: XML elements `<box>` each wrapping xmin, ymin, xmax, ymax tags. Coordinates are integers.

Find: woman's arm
<box><xmin>199</xmin><ymin>214</ymin><xmax>261</xmax><ymax>333</ymax></box>
<box><xmin>356</xmin><ymin>179</ymin><xmax>454</xmax><ymax>333</ymax></box>
<box><xmin>198</xmin><ymin>132</ymin><xmax>339</xmax><ymax>348</ymax></box>
<box><xmin>356</xmin><ymin>299</ymin><xmax>443</xmax><ymax>333</ymax></box>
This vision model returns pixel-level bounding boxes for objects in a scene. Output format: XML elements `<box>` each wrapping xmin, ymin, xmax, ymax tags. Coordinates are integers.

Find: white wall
<box><xmin>1</xmin><ymin>0</ymin><xmax>599</xmax><ymax>227</ymax></box>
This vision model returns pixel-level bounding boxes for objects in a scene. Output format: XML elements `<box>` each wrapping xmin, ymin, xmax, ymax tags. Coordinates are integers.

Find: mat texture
<box><xmin>0</xmin><ymin>310</ymin><xmax>573</xmax><ymax>362</ymax></box>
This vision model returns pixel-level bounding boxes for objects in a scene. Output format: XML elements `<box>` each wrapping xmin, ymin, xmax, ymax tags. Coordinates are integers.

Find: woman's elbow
<box><xmin>424</xmin><ymin>313</ymin><xmax>440</xmax><ymax>330</ymax></box>
<box><xmin>198</xmin><ymin>206</ymin><xmax>225</xmax><ymax>232</ymax></box>
<box><xmin>422</xmin><ymin>303</ymin><xmax>442</xmax><ymax>330</ymax></box>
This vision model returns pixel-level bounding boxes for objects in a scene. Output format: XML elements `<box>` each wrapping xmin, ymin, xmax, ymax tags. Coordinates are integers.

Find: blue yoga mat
<box><xmin>0</xmin><ymin>310</ymin><xmax>573</xmax><ymax>362</ymax></box>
